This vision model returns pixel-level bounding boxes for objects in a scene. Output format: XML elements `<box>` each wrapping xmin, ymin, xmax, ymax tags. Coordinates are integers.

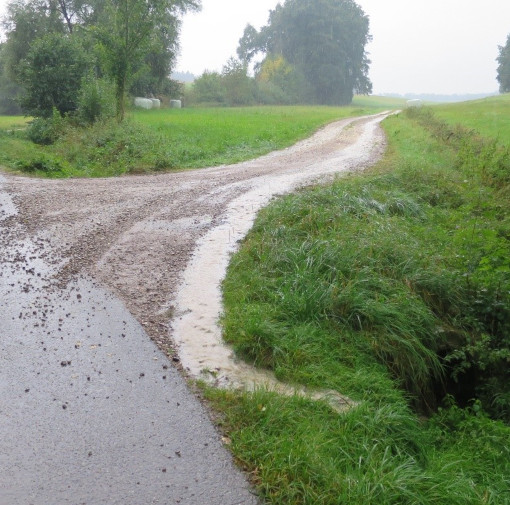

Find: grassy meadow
<box><xmin>2</xmin><ymin>95</ymin><xmax>509</xmax><ymax>503</ymax></box>
<box><xmin>212</xmin><ymin>95</ymin><xmax>510</xmax><ymax>504</ymax></box>
<box><xmin>0</xmin><ymin>99</ymin><xmax>390</xmax><ymax>178</ymax></box>
<box><xmin>433</xmin><ymin>94</ymin><xmax>510</xmax><ymax>146</ymax></box>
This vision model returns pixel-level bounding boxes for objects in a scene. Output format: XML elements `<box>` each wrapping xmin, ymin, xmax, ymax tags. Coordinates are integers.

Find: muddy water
<box><xmin>171</xmin><ymin>112</ymin><xmax>390</xmax><ymax>409</ymax></box>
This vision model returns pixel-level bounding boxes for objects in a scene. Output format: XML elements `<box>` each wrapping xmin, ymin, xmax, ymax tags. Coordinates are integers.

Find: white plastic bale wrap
<box><xmin>406</xmin><ymin>99</ymin><xmax>423</xmax><ymax>108</ymax></box>
<box><xmin>134</xmin><ymin>97</ymin><xmax>153</xmax><ymax>109</ymax></box>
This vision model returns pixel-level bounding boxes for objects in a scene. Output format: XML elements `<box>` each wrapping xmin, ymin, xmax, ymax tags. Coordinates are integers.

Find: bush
<box><xmin>14</xmin><ymin>153</ymin><xmax>63</xmax><ymax>174</ymax></box>
<box><xmin>18</xmin><ymin>33</ymin><xmax>91</xmax><ymax>118</ymax></box>
<box><xmin>188</xmin><ymin>71</ymin><xmax>226</xmax><ymax>105</ymax></box>
<box><xmin>26</xmin><ymin>109</ymin><xmax>64</xmax><ymax>145</ymax></box>
<box><xmin>77</xmin><ymin>76</ymin><xmax>116</xmax><ymax>125</ymax></box>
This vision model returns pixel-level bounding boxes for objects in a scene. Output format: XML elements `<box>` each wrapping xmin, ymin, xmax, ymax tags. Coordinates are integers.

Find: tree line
<box><xmin>1</xmin><ymin>0</ymin><xmax>375</xmax><ymax>117</ymax></box>
<box><xmin>189</xmin><ymin>0</ymin><xmax>372</xmax><ymax>107</ymax></box>
<box><xmin>2</xmin><ymin>0</ymin><xmax>508</xmax><ymax>123</ymax></box>
<box><xmin>0</xmin><ymin>0</ymin><xmax>199</xmax><ymax>120</ymax></box>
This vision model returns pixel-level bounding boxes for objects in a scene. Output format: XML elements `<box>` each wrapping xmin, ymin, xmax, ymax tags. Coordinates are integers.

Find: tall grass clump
<box><xmin>216</xmin><ymin>99</ymin><xmax>510</xmax><ymax>503</ymax></box>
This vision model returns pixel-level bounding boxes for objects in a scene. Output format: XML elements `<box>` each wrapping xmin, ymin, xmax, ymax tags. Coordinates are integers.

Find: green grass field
<box><xmin>0</xmin><ymin>103</ymin><xmax>387</xmax><ymax>178</ymax></box>
<box><xmin>0</xmin><ymin>116</ymin><xmax>30</xmax><ymax>129</ymax></box>
<box><xmin>433</xmin><ymin>93</ymin><xmax>510</xmax><ymax>146</ymax></box>
<box><xmin>2</xmin><ymin>95</ymin><xmax>509</xmax><ymax>503</ymax></box>
<box><xmin>214</xmin><ymin>95</ymin><xmax>510</xmax><ymax>504</ymax></box>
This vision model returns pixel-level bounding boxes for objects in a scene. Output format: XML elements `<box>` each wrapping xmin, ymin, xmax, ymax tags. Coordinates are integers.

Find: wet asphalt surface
<box><xmin>0</xmin><ymin>183</ymin><xmax>258</xmax><ymax>504</ymax></box>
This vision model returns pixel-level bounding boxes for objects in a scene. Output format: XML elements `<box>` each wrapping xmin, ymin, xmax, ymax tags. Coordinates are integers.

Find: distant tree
<box><xmin>238</xmin><ymin>0</ymin><xmax>372</xmax><ymax>105</ymax></box>
<box><xmin>221</xmin><ymin>57</ymin><xmax>256</xmax><ymax>106</ymax></box>
<box><xmin>190</xmin><ymin>71</ymin><xmax>225</xmax><ymax>104</ymax></box>
<box><xmin>255</xmin><ymin>54</ymin><xmax>305</xmax><ymax>104</ymax></box>
<box><xmin>18</xmin><ymin>32</ymin><xmax>91</xmax><ymax>117</ymax></box>
<box><xmin>497</xmin><ymin>34</ymin><xmax>510</xmax><ymax>93</ymax></box>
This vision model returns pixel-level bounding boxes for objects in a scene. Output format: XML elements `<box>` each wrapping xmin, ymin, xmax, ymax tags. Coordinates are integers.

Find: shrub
<box><xmin>188</xmin><ymin>71</ymin><xmax>225</xmax><ymax>104</ymax></box>
<box><xmin>26</xmin><ymin>108</ymin><xmax>64</xmax><ymax>145</ymax></box>
<box><xmin>18</xmin><ymin>33</ymin><xmax>91</xmax><ymax>118</ymax></box>
<box><xmin>14</xmin><ymin>153</ymin><xmax>63</xmax><ymax>174</ymax></box>
<box><xmin>77</xmin><ymin>76</ymin><xmax>116</xmax><ymax>125</ymax></box>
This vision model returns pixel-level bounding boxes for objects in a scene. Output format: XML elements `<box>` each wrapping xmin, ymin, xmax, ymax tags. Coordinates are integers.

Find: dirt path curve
<box><xmin>0</xmin><ymin>112</ymin><xmax>390</xmax><ymax>504</ymax></box>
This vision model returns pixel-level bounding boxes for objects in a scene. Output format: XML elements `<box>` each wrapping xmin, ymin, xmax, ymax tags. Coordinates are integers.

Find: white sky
<box><xmin>1</xmin><ymin>0</ymin><xmax>509</xmax><ymax>95</ymax></box>
<box><xmin>176</xmin><ymin>0</ymin><xmax>510</xmax><ymax>95</ymax></box>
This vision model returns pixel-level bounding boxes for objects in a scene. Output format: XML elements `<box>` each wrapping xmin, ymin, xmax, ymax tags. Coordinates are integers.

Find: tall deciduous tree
<box><xmin>95</xmin><ymin>0</ymin><xmax>199</xmax><ymax>121</ymax></box>
<box><xmin>238</xmin><ymin>0</ymin><xmax>372</xmax><ymax>105</ymax></box>
<box><xmin>497</xmin><ymin>34</ymin><xmax>510</xmax><ymax>93</ymax></box>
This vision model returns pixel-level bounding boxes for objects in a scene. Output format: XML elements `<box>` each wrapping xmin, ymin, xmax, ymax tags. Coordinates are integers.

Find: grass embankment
<box><xmin>0</xmin><ymin>102</ymin><xmax>386</xmax><ymax>178</ymax></box>
<box><xmin>433</xmin><ymin>94</ymin><xmax>510</xmax><ymax>146</ymax></box>
<box><xmin>211</xmin><ymin>96</ymin><xmax>510</xmax><ymax>504</ymax></box>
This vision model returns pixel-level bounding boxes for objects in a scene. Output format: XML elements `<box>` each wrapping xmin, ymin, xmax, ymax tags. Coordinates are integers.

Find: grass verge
<box><xmin>0</xmin><ymin>103</ymin><xmax>385</xmax><ymax>178</ymax></box>
<box><xmin>212</xmin><ymin>97</ymin><xmax>510</xmax><ymax>504</ymax></box>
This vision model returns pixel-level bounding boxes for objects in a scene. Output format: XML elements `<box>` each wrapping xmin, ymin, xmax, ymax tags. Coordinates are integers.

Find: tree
<box><xmin>18</xmin><ymin>32</ymin><xmax>91</xmax><ymax>117</ymax></box>
<box><xmin>238</xmin><ymin>0</ymin><xmax>372</xmax><ymax>105</ymax></box>
<box><xmin>1</xmin><ymin>0</ymin><xmax>199</xmax><ymax>120</ymax></box>
<box><xmin>256</xmin><ymin>54</ymin><xmax>304</xmax><ymax>104</ymax></box>
<box><xmin>221</xmin><ymin>57</ymin><xmax>256</xmax><ymax>106</ymax></box>
<box><xmin>190</xmin><ymin>71</ymin><xmax>225</xmax><ymax>104</ymax></box>
<box><xmin>0</xmin><ymin>43</ymin><xmax>22</xmax><ymax>114</ymax></box>
<box><xmin>497</xmin><ymin>34</ymin><xmax>510</xmax><ymax>93</ymax></box>
<box><xmin>1</xmin><ymin>0</ymin><xmax>66</xmax><ymax>81</ymax></box>
<box><xmin>129</xmin><ymin>10</ymin><xmax>181</xmax><ymax>97</ymax></box>
<box><xmin>95</xmin><ymin>0</ymin><xmax>199</xmax><ymax>121</ymax></box>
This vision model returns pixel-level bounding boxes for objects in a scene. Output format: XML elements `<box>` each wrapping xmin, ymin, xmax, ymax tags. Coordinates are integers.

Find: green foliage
<box><xmin>187</xmin><ymin>61</ymin><xmax>257</xmax><ymax>106</ymax></box>
<box><xmin>26</xmin><ymin>108</ymin><xmax>65</xmax><ymax>145</ymax></box>
<box><xmin>1</xmin><ymin>0</ymin><xmax>66</xmax><ymax>82</ymax></box>
<box><xmin>238</xmin><ymin>0</ymin><xmax>372</xmax><ymax>105</ymax></box>
<box><xmin>221</xmin><ymin>58</ymin><xmax>256</xmax><ymax>106</ymax></box>
<box><xmin>497</xmin><ymin>34</ymin><xmax>510</xmax><ymax>93</ymax></box>
<box><xmin>0</xmin><ymin>105</ymin><xmax>375</xmax><ymax>176</ymax></box>
<box><xmin>14</xmin><ymin>152</ymin><xmax>64</xmax><ymax>174</ymax></box>
<box><xmin>188</xmin><ymin>71</ymin><xmax>226</xmax><ymax>104</ymax></box>
<box><xmin>94</xmin><ymin>0</ymin><xmax>200</xmax><ymax>121</ymax></box>
<box><xmin>1</xmin><ymin>0</ymin><xmax>200</xmax><ymax>121</ymax></box>
<box><xmin>0</xmin><ymin>43</ymin><xmax>22</xmax><ymax>115</ymax></box>
<box><xmin>215</xmin><ymin>98</ymin><xmax>510</xmax><ymax>504</ymax></box>
<box><xmin>18</xmin><ymin>32</ymin><xmax>91</xmax><ymax>118</ymax></box>
<box><xmin>255</xmin><ymin>55</ymin><xmax>305</xmax><ymax>105</ymax></box>
<box><xmin>77</xmin><ymin>76</ymin><xmax>116</xmax><ymax>125</ymax></box>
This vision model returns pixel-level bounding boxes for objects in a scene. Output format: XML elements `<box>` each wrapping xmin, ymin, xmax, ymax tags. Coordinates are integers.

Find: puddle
<box><xmin>0</xmin><ymin>175</ymin><xmax>18</xmax><ymax>221</ymax></box>
<box><xmin>172</xmin><ymin>112</ymin><xmax>391</xmax><ymax>411</ymax></box>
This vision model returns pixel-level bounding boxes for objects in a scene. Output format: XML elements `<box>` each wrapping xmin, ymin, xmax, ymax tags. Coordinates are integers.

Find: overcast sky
<box><xmin>176</xmin><ymin>0</ymin><xmax>510</xmax><ymax>95</ymax></box>
<box><xmin>1</xmin><ymin>0</ymin><xmax>509</xmax><ymax>95</ymax></box>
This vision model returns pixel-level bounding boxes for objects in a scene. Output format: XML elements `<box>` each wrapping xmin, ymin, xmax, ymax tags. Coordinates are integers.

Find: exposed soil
<box><xmin>1</xmin><ymin>112</ymin><xmax>390</xmax><ymax>388</ymax></box>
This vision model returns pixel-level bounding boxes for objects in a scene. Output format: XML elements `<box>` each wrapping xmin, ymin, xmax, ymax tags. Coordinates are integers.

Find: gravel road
<box><xmin>0</xmin><ymin>112</ymin><xmax>389</xmax><ymax>504</ymax></box>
